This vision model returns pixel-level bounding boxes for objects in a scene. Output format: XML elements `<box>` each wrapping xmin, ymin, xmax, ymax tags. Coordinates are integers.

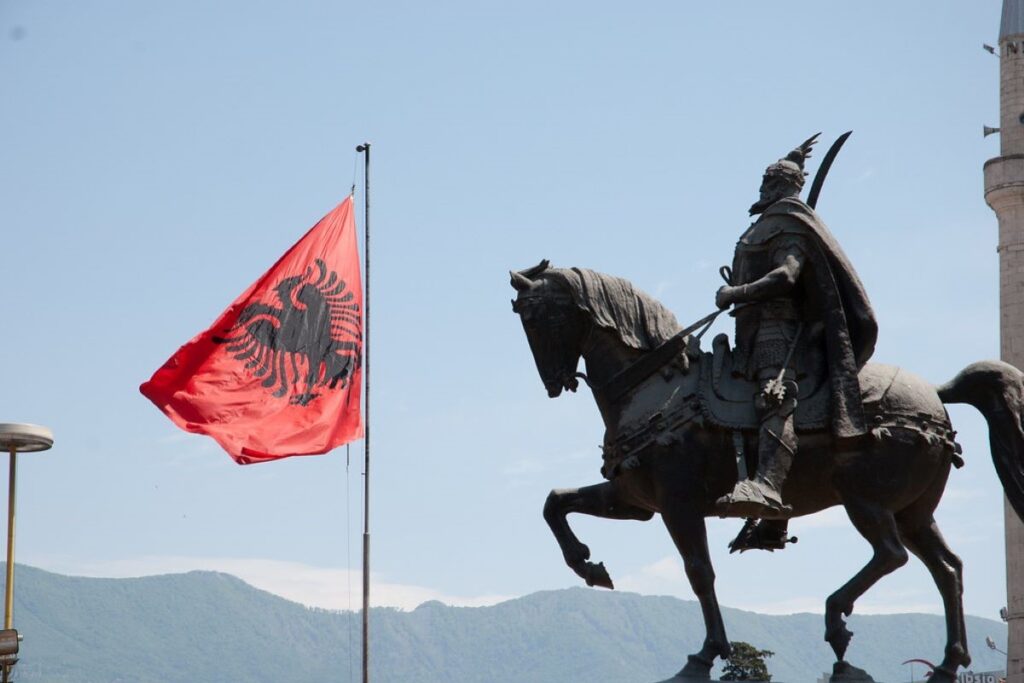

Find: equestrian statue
<box><xmin>510</xmin><ymin>134</ymin><xmax>1024</xmax><ymax>683</ymax></box>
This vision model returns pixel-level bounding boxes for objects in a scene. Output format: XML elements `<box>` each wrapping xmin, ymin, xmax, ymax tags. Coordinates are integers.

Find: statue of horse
<box><xmin>510</xmin><ymin>260</ymin><xmax>1024</xmax><ymax>683</ymax></box>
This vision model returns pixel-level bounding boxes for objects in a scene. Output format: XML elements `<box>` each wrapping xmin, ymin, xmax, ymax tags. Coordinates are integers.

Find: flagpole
<box><xmin>355</xmin><ymin>141</ymin><xmax>371</xmax><ymax>683</ymax></box>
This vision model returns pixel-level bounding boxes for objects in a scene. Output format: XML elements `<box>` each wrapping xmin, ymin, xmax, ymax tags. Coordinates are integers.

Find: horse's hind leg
<box><xmin>897</xmin><ymin>515</ymin><xmax>970</xmax><ymax>682</ymax></box>
<box><xmin>543</xmin><ymin>481</ymin><xmax>653</xmax><ymax>589</ymax></box>
<box><xmin>825</xmin><ymin>499</ymin><xmax>908</xmax><ymax>667</ymax></box>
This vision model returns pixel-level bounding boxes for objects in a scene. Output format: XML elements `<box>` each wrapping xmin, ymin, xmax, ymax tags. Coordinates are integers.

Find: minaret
<box><xmin>985</xmin><ymin>2</ymin><xmax>1024</xmax><ymax>680</ymax></box>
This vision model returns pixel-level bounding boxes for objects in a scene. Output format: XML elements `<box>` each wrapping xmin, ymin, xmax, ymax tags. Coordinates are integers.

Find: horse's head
<box><xmin>510</xmin><ymin>260</ymin><xmax>587</xmax><ymax>398</ymax></box>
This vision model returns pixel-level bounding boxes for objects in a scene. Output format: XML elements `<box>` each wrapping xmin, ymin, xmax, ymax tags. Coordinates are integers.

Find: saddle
<box><xmin>698</xmin><ymin>333</ymin><xmax>832</xmax><ymax>432</ymax></box>
<box><xmin>601</xmin><ymin>333</ymin><xmax>959</xmax><ymax>480</ymax></box>
<box><xmin>697</xmin><ymin>333</ymin><xmax>936</xmax><ymax>437</ymax></box>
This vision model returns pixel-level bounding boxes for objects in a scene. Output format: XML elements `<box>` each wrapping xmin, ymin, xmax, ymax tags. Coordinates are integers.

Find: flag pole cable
<box><xmin>355</xmin><ymin>141</ymin><xmax>371</xmax><ymax>683</ymax></box>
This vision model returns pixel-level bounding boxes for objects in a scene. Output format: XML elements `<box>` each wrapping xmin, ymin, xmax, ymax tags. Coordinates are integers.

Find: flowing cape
<box><xmin>758</xmin><ymin>197</ymin><xmax>878</xmax><ymax>437</ymax></box>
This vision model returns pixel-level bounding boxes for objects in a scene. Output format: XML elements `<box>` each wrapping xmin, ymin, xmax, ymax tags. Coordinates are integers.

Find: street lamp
<box><xmin>987</xmin><ymin>635</ymin><xmax>1008</xmax><ymax>656</ymax></box>
<box><xmin>0</xmin><ymin>424</ymin><xmax>53</xmax><ymax>683</ymax></box>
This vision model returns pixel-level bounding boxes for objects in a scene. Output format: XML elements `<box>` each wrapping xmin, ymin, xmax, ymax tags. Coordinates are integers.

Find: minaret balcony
<box><xmin>985</xmin><ymin>154</ymin><xmax>1024</xmax><ymax>211</ymax></box>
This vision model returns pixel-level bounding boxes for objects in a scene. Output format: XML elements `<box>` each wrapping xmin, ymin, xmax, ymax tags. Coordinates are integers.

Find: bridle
<box><xmin>567</xmin><ymin>318</ymin><xmax>598</xmax><ymax>391</ymax></box>
<box><xmin>519</xmin><ymin>283</ymin><xmax>746</xmax><ymax>401</ymax></box>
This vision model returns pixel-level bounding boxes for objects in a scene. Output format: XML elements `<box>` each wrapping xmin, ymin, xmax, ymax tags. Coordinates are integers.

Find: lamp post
<box><xmin>0</xmin><ymin>424</ymin><xmax>53</xmax><ymax>683</ymax></box>
<box><xmin>989</xmin><ymin>635</ymin><xmax>1009</xmax><ymax>656</ymax></box>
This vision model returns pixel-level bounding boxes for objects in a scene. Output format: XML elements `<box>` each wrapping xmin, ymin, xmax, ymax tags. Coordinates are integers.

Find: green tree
<box><xmin>720</xmin><ymin>641</ymin><xmax>774</xmax><ymax>681</ymax></box>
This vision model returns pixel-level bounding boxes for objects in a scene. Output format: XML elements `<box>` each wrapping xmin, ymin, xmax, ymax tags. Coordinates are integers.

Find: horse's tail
<box><xmin>938</xmin><ymin>360</ymin><xmax>1024</xmax><ymax>521</ymax></box>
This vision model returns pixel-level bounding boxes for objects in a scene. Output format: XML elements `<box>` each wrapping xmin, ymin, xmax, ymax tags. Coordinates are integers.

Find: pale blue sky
<box><xmin>0</xmin><ymin>0</ymin><xmax>1011</xmax><ymax>644</ymax></box>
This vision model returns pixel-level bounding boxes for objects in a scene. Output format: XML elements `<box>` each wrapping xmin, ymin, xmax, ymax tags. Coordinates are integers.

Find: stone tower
<box><xmin>985</xmin><ymin>2</ymin><xmax>1024</xmax><ymax>679</ymax></box>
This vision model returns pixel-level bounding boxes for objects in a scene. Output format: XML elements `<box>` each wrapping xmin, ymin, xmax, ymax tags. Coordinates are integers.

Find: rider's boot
<box><xmin>716</xmin><ymin>379</ymin><xmax>797</xmax><ymax>519</ymax></box>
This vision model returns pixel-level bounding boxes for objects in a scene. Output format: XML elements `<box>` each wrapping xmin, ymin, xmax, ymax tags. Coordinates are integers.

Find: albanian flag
<box><xmin>141</xmin><ymin>196</ymin><xmax>363</xmax><ymax>464</ymax></box>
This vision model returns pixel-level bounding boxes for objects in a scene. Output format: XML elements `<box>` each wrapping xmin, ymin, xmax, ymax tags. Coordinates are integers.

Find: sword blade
<box><xmin>806</xmin><ymin>130</ymin><xmax>852</xmax><ymax>210</ymax></box>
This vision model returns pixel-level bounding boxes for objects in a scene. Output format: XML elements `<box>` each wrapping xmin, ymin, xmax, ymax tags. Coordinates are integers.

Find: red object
<box><xmin>141</xmin><ymin>197</ymin><xmax>363</xmax><ymax>464</ymax></box>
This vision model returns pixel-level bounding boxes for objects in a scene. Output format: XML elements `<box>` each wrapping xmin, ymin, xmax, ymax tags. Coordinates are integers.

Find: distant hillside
<box><xmin>2</xmin><ymin>564</ymin><xmax>1007</xmax><ymax>682</ymax></box>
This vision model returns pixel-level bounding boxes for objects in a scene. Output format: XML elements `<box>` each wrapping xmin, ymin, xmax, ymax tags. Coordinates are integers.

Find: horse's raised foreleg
<box><xmin>825</xmin><ymin>499</ymin><xmax>908</xmax><ymax>668</ymax></box>
<box><xmin>543</xmin><ymin>481</ymin><xmax>654</xmax><ymax>589</ymax></box>
<box><xmin>661</xmin><ymin>500</ymin><xmax>731</xmax><ymax>679</ymax></box>
<box><xmin>898</xmin><ymin>516</ymin><xmax>970</xmax><ymax>682</ymax></box>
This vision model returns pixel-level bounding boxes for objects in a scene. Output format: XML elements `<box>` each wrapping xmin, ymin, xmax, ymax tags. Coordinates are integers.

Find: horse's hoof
<box><xmin>585</xmin><ymin>561</ymin><xmax>614</xmax><ymax>589</ymax></box>
<box><xmin>672</xmin><ymin>654</ymin><xmax>713</xmax><ymax>680</ymax></box>
<box><xmin>830</xmin><ymin>661</ymin><xmax>875</xmax><ymax>683</ymax></box>
<box><xmin>825</xmin><ymin>623</ymin><xmax>853</xmax><ymax>661</ymax></box>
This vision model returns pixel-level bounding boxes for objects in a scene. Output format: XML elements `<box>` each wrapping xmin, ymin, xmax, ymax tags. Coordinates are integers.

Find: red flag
<box><xmin>141</xmin><ymin>197</ymin><xmax>363</xmax><ymax>464</ymax></box>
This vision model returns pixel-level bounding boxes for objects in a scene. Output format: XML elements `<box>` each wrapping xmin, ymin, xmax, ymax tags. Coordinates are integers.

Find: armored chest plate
<box><xmin>731</xmin><ymin>240</ymin><xmax>774</xmax><ymax>287</ymax></box>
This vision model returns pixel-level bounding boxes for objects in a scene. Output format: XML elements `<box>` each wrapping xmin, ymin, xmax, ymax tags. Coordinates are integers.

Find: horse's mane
<box><xmin>545</xmin><ymin>267</ymin><xmax>682</xmax><ymax>351</ymax></box>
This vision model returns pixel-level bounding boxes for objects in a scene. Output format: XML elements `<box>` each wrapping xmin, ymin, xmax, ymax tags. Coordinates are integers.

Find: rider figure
<box><xmin>714</xmin><ymin>135</ymin><xmax>878</xmax><ymax>522</ymax></box>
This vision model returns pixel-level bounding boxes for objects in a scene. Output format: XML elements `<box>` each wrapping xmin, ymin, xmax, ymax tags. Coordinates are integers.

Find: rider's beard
<box><xmin>749</xmin><ymin>184</ymin><xmax>798</xmax><ymax>216</ymax></box>
<box><xmin>749</xmin><ymin>196</ymin><xmax>774</xmax><ymax>216</ymax></box>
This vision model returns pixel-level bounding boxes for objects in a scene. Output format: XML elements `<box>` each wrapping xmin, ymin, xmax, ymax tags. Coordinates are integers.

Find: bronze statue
<box><xmin>510</xmin><ymin>136</ymin><xmax>1024</xmax><ymax>683</ymax></box>
<box><xmin>714</xmin><ymin>134</ymin><xmax>876</xmax><ymax>521</ymax></box>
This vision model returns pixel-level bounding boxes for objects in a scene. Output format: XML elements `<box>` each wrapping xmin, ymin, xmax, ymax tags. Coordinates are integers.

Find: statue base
<box><xmin>651</xmin><ymin>660</ymin><xmax>876</xmax><ymax>683</ymax></box>
<box><xmin>652</xmin><ymin>678</ymin><xmax>770</xmax><ymax>683</ymax></box>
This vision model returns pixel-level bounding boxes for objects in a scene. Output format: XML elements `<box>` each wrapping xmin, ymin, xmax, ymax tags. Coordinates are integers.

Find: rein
<box><xmin>594</xmin><ymin>305</ymin><xmax>743</xmax><ymax>404</ymax></box>
<box><xmin>573</xmin><ymin>372</ymin><xmax>595</xmax><ymax>390</ymax></box>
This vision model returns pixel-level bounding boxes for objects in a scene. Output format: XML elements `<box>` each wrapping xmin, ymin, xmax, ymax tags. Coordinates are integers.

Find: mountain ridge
<box><xmin>2</xmin><ymin>564</ymin><xmax>1008</xmax><ymax>682</ymax></box>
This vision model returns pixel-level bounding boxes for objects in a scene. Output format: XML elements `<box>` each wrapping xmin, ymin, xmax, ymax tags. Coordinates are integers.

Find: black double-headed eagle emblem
<box><xmin>213</xmin><ymin>259</ymin><xmax>362</xmax><ymax>406</ymax></box>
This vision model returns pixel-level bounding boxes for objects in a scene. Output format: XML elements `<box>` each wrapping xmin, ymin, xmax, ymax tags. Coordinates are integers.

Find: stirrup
<box><xmin>728</xmin><ymin>518</ymin><xmax>798</xmax><ymax>553</ymax></box>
